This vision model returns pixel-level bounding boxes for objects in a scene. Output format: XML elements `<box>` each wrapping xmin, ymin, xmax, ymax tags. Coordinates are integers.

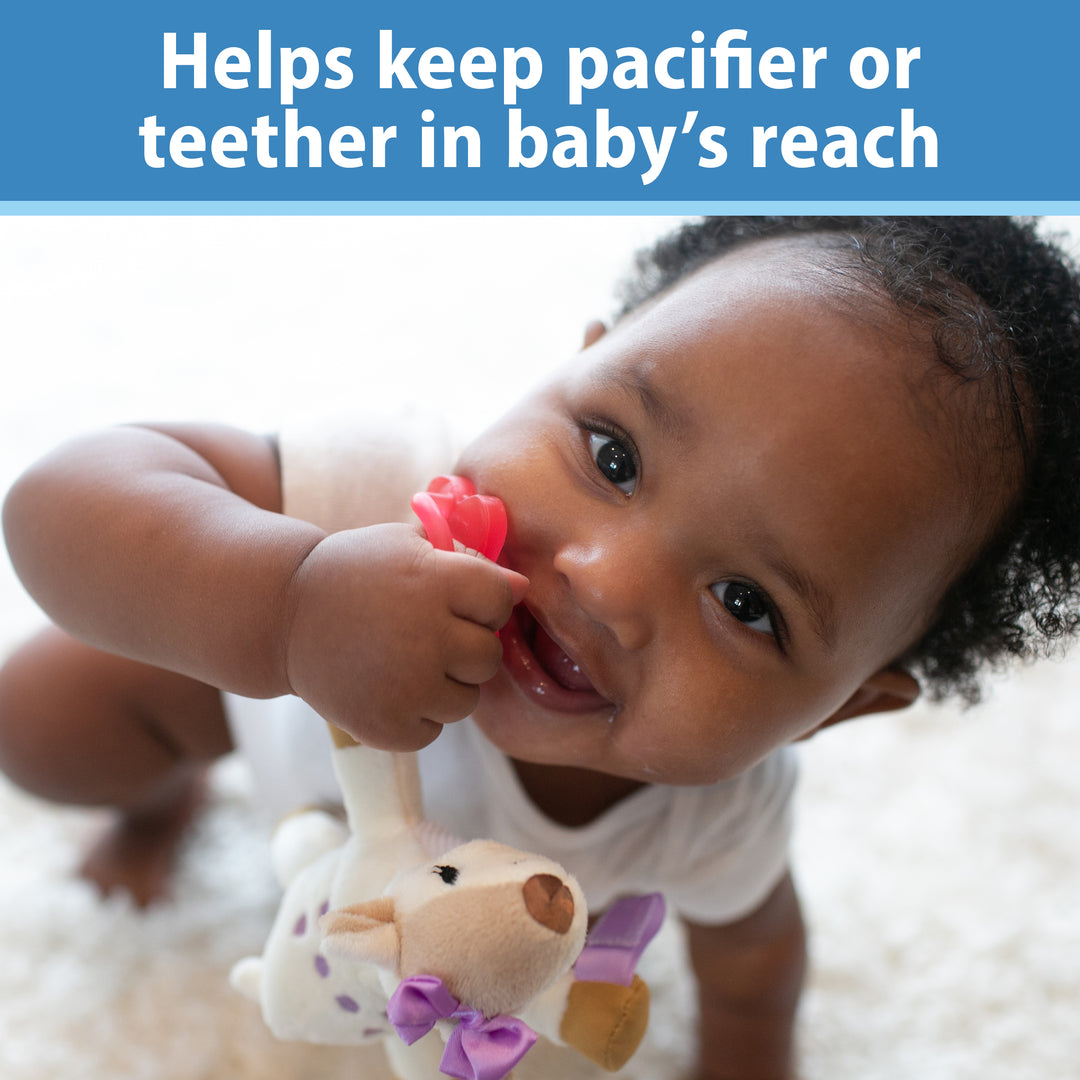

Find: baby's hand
<box><xmin>283</xmin><ymin>522</ymin><xmax>526</xmax><ymax>750</ymax></box>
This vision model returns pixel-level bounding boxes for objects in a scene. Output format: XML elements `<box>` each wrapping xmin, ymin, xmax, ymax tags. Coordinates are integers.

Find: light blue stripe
<box><xmin>3</xmin><ymin>201</ymin><xmax>1080</xmax><ymax>216</ymax></box>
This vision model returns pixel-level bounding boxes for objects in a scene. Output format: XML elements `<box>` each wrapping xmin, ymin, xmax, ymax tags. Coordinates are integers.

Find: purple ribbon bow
<box><xmin>387</xmin><ymin>975</ymin><xmax>538</xmax><ymax>1080</ymax></box>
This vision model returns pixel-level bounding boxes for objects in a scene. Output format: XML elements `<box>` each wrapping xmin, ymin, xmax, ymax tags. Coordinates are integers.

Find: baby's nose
<box><xmin>522</xmin><ymin>873</ymin><xmax>575</xmax><ymax>934</ymax></box>
<box><xmin>553</xmin><ymin>537</ymin><xmax>657</xmax><ymax>651</ymax></box>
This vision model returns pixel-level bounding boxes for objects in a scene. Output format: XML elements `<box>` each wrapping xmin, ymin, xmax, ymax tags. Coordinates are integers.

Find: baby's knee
<box><xmin>0</xmin><ymin>625</ymin><xmax>230</xmax><ymax>806</ymax></box>
<box><xmin>0</xmin><ymin>633</ymin><xmax>66</xmax><ymax>791</ymax></box>
<box><xmin>0</xmin><ymin>626</ymin><xmax>132</xmax><ymax>800</ymax></box>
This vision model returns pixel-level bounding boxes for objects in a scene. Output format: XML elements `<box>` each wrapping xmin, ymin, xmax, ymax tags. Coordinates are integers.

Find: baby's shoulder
<box><xmin>278</xmin><ymin>409</ymin><xmax>458</xmax><ymax>531</ymax></box>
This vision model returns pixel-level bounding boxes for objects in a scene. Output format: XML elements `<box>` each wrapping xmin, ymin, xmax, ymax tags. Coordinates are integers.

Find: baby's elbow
<box><xmin>3</xmin><ymin>428</ymin><xmax>134</xmax><ymax>580</ymax></box>
<box><xmin>5</xmin><ymin>441</ymin><xmax>70</xmax><ymax>559</ymax></box>
<box><xmin>3</xmin><ymin>460</ymin><xmax>48</xmax><ymax>581</ymax></box>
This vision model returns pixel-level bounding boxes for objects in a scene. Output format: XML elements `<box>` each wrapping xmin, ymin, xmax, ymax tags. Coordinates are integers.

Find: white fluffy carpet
<box><xmin>0</xmin><ymin>654</ymin><xmax>1076</xmax><ymax>1080</ymax></box>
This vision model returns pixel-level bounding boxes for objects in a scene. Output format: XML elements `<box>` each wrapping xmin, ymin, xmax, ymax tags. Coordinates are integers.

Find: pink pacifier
<box><xmin>410</xmin><ymin>475</ymin><xmax>508</xmax><ymax>562</ymax></box>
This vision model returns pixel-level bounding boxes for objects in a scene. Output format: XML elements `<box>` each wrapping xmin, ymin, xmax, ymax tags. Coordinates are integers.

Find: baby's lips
<box><xmin>411</xmin><ymin>475</ymin><xmax>508</xmax><ymax>562</ymax></box>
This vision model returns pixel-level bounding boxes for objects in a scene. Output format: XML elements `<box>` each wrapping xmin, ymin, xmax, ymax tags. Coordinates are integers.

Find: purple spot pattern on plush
<box><xmin>293</xmin><ymin>914</ymin><xmax>307</xmax><ymax>936</ymax></box>
<box><xmin>336</xmin><ymin>994</ymin><xmax>360</xmax><ymax>1013</ymax></box>
<box><xmin>314</xmin><ymin>955</ymin><xmax>330</xmax><ymax>978</ymax></box>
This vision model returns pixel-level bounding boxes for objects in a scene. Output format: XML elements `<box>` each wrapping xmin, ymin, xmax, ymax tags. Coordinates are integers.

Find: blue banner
<box><xmin>2</xmin><ymin>0</ymin><xmax>1076</xmax><ymax>209</ymax></box>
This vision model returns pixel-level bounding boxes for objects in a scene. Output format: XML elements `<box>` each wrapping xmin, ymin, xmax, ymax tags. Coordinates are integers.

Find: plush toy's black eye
<box><xmin>434</xmin><ymin>865</ymin><xmax>459</xmax><ymax>885</ymax></box>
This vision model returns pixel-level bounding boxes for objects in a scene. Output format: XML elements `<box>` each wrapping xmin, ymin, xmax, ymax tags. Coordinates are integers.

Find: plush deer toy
<box><xmin>231</xmin><ymin>478</ymin><xmax>659</xmax><ymax>1080</ymax></box>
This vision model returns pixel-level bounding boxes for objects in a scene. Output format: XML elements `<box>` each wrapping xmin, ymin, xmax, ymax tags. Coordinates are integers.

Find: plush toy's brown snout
<box><xmin>523</xmin><ymin>873</ymin><xmax>575</xmax><ymax>934</ymax></box>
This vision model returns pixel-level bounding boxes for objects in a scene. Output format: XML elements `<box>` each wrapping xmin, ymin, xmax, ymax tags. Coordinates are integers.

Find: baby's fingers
<box><xmin>444</xmin><ymin>618</ymin><xmax>506</xmax><ymax>686</ymax></box>
<box><xmin>438</xmin><ymin>550</ymin><xmax>528</xmax><ymax>631</ymax></box>
<box><xmin>421</xmin><ymin>677</ymin><xmax>482</xmax><ymax>727</ymax></box>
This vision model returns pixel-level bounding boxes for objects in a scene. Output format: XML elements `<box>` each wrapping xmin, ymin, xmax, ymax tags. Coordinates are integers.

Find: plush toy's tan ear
<box><xmin>320</xmin><ymin>897</ymin><xmax>401</xmax><ymax>971</ymax></box>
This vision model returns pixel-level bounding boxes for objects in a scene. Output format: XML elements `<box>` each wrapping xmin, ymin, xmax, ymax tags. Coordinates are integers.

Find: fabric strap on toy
<box><xmin>574</xmin><ymin>892</ymin><xmax>666</xmax><ymax>987</ymax></box>
<box><xmin>388</xmin><ymin>974</ymin><xmax>537</xmax><ymax>1080</ymax></box>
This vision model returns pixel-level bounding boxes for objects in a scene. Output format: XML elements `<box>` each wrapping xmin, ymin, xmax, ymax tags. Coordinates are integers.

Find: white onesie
<box><xmin>226</xmin><ymin>414</ymin><xmax>796</xmax><ymax>926</ymax></box>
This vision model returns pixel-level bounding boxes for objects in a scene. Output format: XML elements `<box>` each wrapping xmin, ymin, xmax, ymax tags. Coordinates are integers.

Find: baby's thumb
<box><xmin>500</xmin><ymin>567</ymin><xmax>530</xmax><ymax>605</ymax></box>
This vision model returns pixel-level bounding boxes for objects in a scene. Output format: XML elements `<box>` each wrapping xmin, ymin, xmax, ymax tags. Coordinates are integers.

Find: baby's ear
<box><xmin>582</xmin><ymin>320</ymin><xmax>607</xmax><ymax>349</ymax></box>
<box><xmin>799</xmin><ymin>667</ymin><xmax>920</xmax><ymax>740</ymax></box>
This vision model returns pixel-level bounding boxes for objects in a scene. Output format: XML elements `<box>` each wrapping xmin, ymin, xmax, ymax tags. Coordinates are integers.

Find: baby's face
<box><xmin>457</xmin><ymin>238</ymin><xmax>992</xmax><ymax>785</ymax></box>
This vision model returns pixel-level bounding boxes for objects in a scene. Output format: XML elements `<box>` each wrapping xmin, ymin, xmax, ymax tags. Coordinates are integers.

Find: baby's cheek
<box><xmin>612</xmin><ymin>709</ymin><xmax>724</xmax><ymax>785</ymax></box>
<box><xmin>629</xmin><ymin>676</ymin><xmax>786</xmax><ymax>785</ymax></box>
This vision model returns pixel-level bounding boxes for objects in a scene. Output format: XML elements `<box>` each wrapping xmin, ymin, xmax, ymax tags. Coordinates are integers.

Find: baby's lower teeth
<box><xmin>533</xmin><ymin>625</ymin><xmax>594</xmax><ymax>692</ymax></box>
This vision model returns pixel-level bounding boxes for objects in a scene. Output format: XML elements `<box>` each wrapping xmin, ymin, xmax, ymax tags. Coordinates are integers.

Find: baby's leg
<box><xmin>0</xmin><ymin>626</ymin><xmax>233</xmax><ymax>905</ymax></box>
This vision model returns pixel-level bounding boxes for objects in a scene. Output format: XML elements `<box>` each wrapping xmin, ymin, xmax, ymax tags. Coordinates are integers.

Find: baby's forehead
<box><xmin>589</xmin><ymin>247</ymin><xmax>926</xmax><ymax>397</ymax></box>
<box><xmin>575</xmin><ymin>246</ymin><xmax>1018</xmax><ymax>537</ymax></box>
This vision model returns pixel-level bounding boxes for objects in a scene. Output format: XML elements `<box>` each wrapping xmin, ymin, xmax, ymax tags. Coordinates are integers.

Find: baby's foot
<box><xmin>79</xmin><ymin>767</ymin><xmax>207</xmax><ymax>907</ymax></box>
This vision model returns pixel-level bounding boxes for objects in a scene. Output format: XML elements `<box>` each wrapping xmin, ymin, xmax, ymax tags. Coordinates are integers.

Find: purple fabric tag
<box><xmin>573</xmin><ymin>892</ymin><xmax>666</xmax><ymax>986</ymax></box>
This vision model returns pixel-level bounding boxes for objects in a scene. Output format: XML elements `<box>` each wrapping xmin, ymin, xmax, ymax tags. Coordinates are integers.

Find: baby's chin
<box><xmin>469</xmin><ymin>690</ymin><xmax>763</xmax><ymax>790</ymax></box>
<box><xmin>467</xmin><ymin>690</ymin><xmax>643</xmax><ymax>786</ymax></box>
<box><xmin>468</xmin><ymin>684</ymin><xmax>605</xmax><ymax>769</ymax></box>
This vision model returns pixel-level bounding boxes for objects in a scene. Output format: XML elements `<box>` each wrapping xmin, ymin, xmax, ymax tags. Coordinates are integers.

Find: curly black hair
<box><xmin>616</xmin><ymin>216</ymin><xmax>1080</xmax><ymax>703</ymax></box>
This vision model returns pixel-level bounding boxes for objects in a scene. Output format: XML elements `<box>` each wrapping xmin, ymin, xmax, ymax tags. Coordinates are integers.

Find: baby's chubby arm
<box><xmin>685</xmin><ymin>870</ymin><xmax>806</xmax><ymax>1080</ymax></box>
<box><xmin>2</xmin><ymin>422</ymin><xmax>525</xmax><ymax>750</ymax></box>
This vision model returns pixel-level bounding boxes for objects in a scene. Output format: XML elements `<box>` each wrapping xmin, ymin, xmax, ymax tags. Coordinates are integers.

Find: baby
<box><xmin>3</xmin><ymin>216</ymin><xmax>1080</xmax><ymax>1080</ymax></box>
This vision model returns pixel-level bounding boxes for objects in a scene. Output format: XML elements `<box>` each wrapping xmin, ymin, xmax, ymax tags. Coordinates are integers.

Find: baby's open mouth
<box><xmin>501</xmin><ymin>606</ymin><xmax>613</xmax><ymax>714</ymax></box>
<box><xmin>530</xmin><ymin>619</ymin><xmax>598</xmax><ymax>692</ymax></box>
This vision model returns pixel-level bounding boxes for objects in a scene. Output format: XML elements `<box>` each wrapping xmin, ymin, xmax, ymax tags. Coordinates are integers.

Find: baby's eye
<box><xmin>589</xmin><ymin>432</ymin><xmax>637</xmax><ymax>494</ymax></box>
<box><xmin>711</xmin><ymin>581</ymin><xmax>775</xmax><ymax>637</ymax></box>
